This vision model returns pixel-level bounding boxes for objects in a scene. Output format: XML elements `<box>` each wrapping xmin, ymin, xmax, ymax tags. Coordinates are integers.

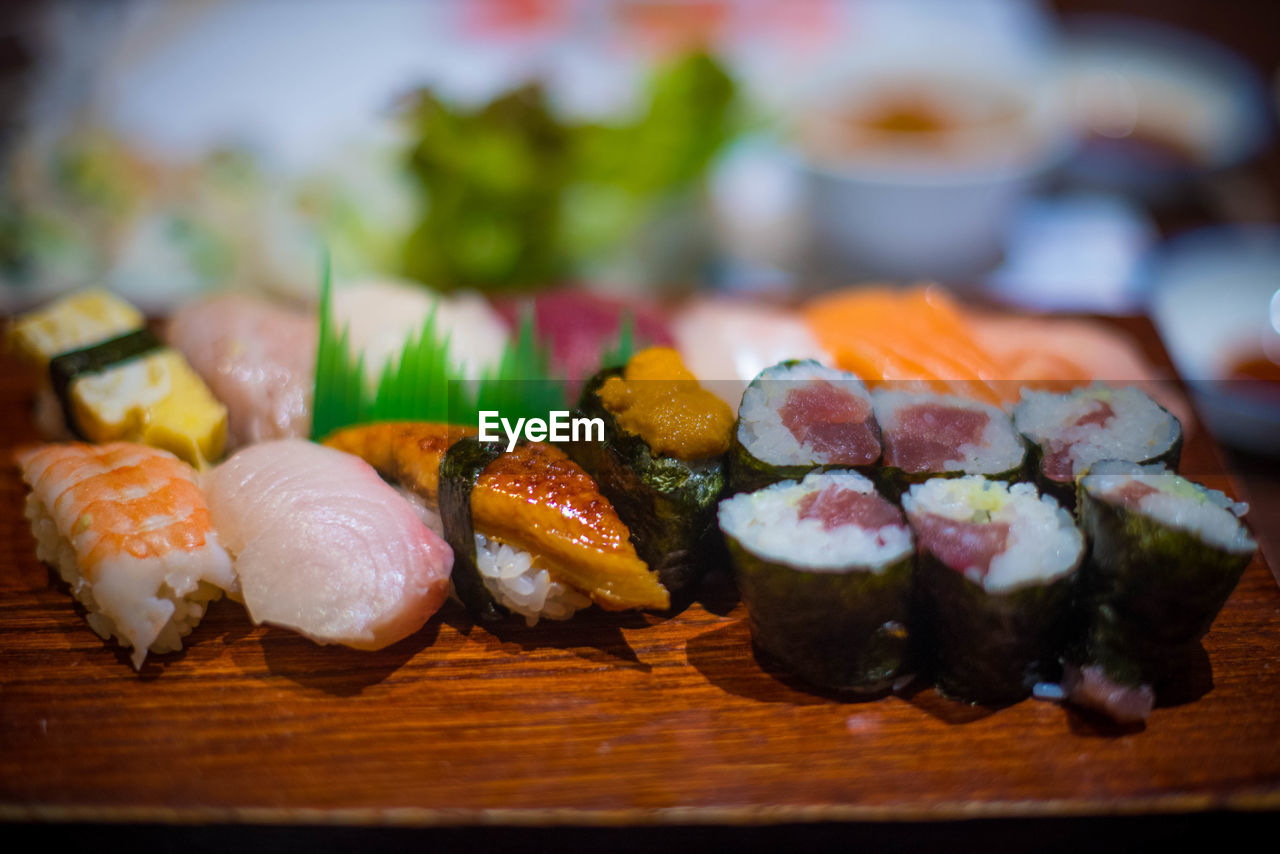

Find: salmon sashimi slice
<box><xmin>16</xmin><ymin>441</ymin><xmax>236</xmax><ymax>669</ymax></box>
<box><xmin>325</xmin><ymin>422</ymin><xmax>667</xmax><ymax>611</ymax></box>
<box><xmin>805</xmin><ymin>286</ymin><xmax>1011</xmax><ymax>405</ymax></box>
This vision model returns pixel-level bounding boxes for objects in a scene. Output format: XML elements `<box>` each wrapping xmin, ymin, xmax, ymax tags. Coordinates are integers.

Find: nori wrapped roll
<box><xmin>1068</xmin><ymin>460</ymin><xmax>1256</xmax><ymax>723</ymax></box>
<box><xmin>718</xmin><ymin>471</ymin><xmax>914</xmax><ymax>693</ymax></box>
<box><xmin>727</xmin><ymin>360</ymin><xmax>880</xmax><ymax>495</ymax></box>
<box><xmin>1013</xmin><ymin>385</ymin><xmax>1181</xmax><ymax>510</ymax></box>
<box><xmin>903</xmin><ymin>477</ymin><xmax>1084</xmax><ymax>705</ymax></box>
<box><xmin>570</xmin><ymin>348</ymin><xmax>733</xmax><ymax>593</ymax></box>
<box><xmin>872</xmin><ymin>389</ymin><xmax>1026</xmax><ymax>501</ymax></box>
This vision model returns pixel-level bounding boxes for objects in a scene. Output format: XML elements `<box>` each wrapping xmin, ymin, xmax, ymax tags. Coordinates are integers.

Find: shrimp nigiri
<box><xmin>17</xmin><ymin>442</ymin><xmax>237</xmax><ymax>669</ymax></box>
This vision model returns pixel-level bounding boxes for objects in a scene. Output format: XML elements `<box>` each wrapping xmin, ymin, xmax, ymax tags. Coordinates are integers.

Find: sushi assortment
<box><xmin>718</xmin><ymin>363</ymin><xmax>1254</xmax><ymax>720</ymax></box>
<box><xmin>2</xmin><ymin>284</ymin><xmax>1261</xmax><ymax>731</ymax></box>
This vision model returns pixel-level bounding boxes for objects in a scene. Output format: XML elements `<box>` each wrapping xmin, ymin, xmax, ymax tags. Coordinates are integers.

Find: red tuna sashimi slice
<box><xmin>911</xmin><ymin>512</ymin><xmax>1010</xmax><ymax>579</ymax></box>
<box><xmin>492</xmin><ymin>290</ymin><xmax>674</xmax><ymax>397</ymax></box>
<box><xmin>883</xmin><ymin>403</ymin><xmax>990</xmax><ymax>473</ymax></box>
<box><xmin>797</xmin><ymin>485</ymin><xmax>904</xmax><ymax>532</ymax></box>
<box><xmin>779</xmin><ymin>381</ymin><xmax>880</xmax><ymax>465</ymax></box>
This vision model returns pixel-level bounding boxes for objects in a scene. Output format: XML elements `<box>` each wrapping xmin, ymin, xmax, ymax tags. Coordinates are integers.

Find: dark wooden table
<box><xmin>1</xmin><ymin>316</ymin><xmax>1277</xmax><ymax>854</ymax></box>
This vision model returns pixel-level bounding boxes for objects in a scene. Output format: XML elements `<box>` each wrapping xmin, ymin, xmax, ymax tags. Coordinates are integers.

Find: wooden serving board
<box><xmin>2</xmin><ymin>317</ymin><xmax>1278</xmax><ymax>826</ymax></box>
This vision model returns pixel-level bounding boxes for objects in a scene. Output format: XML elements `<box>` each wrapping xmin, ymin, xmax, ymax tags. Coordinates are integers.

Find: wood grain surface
<box><xmin>1</xmin><ymin>317</ymin><xmax>1278</xmax><ymax>826</ymax></box>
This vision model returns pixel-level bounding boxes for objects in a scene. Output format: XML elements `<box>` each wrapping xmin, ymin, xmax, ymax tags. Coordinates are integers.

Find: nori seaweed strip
<box><xmin>48</xmin><ymin>328</ymin><xmax>162</xmax><ymax>439</ymax></box>
<box><xmin>726</xmin><ymin>431</ymin><xmax>850</xmax><ymax>496</ymax></box>
<box><xmin>439</xmin><ymin>437</ymin><xmax>507</xmax><ymax>622</ymax></box>
<box><xmin>570</xmin><ymin>366</ymin><xmax>726</xmax><ymax>594</ymax></box>
<box><xmin>914</xmin><ymin>552</ymin><xmax>1077</xmax><ymax>705</ymax></box>
<box><xmin>1073</xmin><ymin>479</ymin><xmax>1251</xmax><ymax>690</ymax></box>
<box><xmin>725</xmin><ymin>532</ymin><xmax>913</xmax><ymax>694</ymax></box>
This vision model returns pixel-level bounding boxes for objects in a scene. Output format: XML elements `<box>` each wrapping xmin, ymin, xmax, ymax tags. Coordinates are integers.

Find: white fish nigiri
<box><xmin>166</xmin><ymin>294</ymin><xmax>317</xmax><ymax>448</ymax></box>
<box><xmin>203</xmin><ymin>439</ymin><xmax>452</xmax><ymax>650</ymax></box>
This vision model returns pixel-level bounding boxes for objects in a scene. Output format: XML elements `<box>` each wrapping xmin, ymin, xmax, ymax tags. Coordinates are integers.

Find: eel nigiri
<box><xmin>323</xmin><ymin>422</ymin><xmax>669</xmax><ymax>624</ymax></box>
<box><xmin>202</xmin><ymin>439</ymin><xmax>452</xmax><ymax>650</ymax></box>
<box><xmin>166</xmin><ymin>294</ymin><xmax>317</xmax><ymax>448</ymax></box>
<box><xmin>17</xmin><ymin>442</ymin><xmax>237</xmax><ymax>669</ymax></box>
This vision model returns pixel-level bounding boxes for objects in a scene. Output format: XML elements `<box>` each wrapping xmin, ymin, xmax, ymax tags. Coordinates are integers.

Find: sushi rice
<box><xmin>474</xmin><ymin>534</ymin><xmax>593</xmax><ymax>626</ymax></box>
<box><xmin>902</xmin><ymin>477</ymin><xmax>1081</xmax><ymax>593</ymax></box>
<box><xmin>719</xmin><ymin>471</ymin><xmax>910</xmax><ymax>571</ymax></box>
<box><xmin>25</xmin><ymin>495</ymin><xmax>227</xmax><ymax>658</ymax></box>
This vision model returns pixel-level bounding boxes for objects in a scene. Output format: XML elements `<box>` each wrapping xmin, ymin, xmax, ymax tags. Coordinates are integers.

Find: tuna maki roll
<box><xmin>873</xmin><ymin>389</ymin><xmax>1026</xmax><ymax>500</ymax></box>
<box><xmin>719</xmin><ymin>471</ymin><xmax>914</xmax><ymax>694</ymax></box>
<box><xmin>1068</xmin><ymin>460</ymin><xmax>1256</xmax><ymax>724</ymax></box>
<box><xmin>1013</xmin><ymin>385</ymin><xmax>1181</xmax><ymax>509</ymax></box>
<box><xmin>728</xmin><ymin>360</ymin><xmax>881</xmax><ymax>495</ymax></box>
<box><xmin>904</xmin><ymin>477</ymin><xmax>1084</xmax><ymax>705</ymax></box>
<box><xmin>572</xmin><ymin>347</ymin><xmax>734</xmax><ymax>594</ymax></box>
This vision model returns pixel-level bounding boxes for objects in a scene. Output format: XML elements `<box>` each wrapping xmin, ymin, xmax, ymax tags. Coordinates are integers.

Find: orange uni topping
<box><xmin>598</xmin><ymin>347</ymin><xmax>733</xmax><ymax>460</ymax></box>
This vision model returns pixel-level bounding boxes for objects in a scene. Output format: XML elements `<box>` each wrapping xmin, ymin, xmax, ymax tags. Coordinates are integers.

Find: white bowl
<box><xmin>789</xmin><ymin>69</ymin><xmax>1072</xmax><ymax>282</ymax></box>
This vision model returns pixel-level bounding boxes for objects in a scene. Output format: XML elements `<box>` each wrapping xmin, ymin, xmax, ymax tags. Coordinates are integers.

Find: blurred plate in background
<box><xmin>1061</xmin><ymin>14</ymin><xmax>1274</xmax><ymax>198</ymax></box>
<box><xmin>1148</xmin><ymin>226</ymin><xmax>1280</xmax><ymax>455</ymax></box>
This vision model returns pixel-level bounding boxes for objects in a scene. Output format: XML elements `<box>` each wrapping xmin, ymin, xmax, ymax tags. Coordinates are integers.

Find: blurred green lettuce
<box><xmin>401</xmin><ymin>51</ymin><xmax>737</xmax><ymax>292</ymax></box>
